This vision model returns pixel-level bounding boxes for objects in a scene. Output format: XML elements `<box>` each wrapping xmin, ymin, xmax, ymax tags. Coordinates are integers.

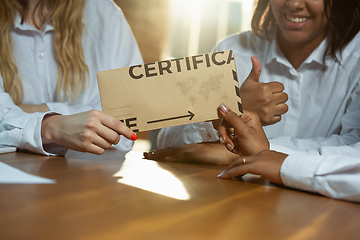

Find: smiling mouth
<box><xmin>286</xmin><ymin>15</ymin><xmax>309</xmax><ymax>23</ymax></box>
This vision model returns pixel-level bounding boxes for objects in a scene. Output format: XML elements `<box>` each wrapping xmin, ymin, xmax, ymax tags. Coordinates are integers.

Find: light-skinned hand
<box><xmin>41</xmin><ymin>109</ymin><xmax>137</xmax><ymax>155</ymax></box>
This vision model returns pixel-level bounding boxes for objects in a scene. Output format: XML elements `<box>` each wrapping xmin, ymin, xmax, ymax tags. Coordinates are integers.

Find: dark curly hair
<box><xmin>251</xmin><ymin>0</ymin><xmax>360</xmax><ymax>62</ymax></box>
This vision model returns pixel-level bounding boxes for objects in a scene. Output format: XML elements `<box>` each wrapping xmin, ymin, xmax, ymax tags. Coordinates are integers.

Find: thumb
<box><xmin>245</xmin><ymin>56</ymin><xmax>261</xmax><ymax>83</ymax></box>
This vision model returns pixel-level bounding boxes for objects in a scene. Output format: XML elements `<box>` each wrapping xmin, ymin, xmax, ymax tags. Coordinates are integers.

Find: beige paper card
<box><xmin>97</xmin><ymin>50</ymin><xmax>242</xmax><ymax>132</ymax></box>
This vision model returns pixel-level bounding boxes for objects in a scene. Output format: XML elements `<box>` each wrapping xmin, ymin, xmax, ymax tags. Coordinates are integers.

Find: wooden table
<box><xmin>1</xmin><ymin>149</ymin><xmax>359</xmax><ymax>240</ymax></box>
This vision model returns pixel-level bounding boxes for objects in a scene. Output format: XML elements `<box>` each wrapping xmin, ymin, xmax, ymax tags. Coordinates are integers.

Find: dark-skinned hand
<box><xmin>240</xmin><ymin>56</ymin><xmax>288</xmax><ymax>126</ymax></box>
<box><xmin>144</xmin><ymin>141</ymin><xmax>238</xmax><ymax>165</ymax></box>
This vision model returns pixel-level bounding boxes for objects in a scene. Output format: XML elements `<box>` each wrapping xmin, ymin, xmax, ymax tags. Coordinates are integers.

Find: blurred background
<box><xmin>114</xmin><ymin>0</ymin><xmax>256</xmax><ymax>151</ymax></box>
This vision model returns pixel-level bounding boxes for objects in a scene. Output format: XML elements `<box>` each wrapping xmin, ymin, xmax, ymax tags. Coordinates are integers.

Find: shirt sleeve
<box><xmin>270</xmin><ymin>82</ymin><xmax>360</xmax><ymax>150</ymax></box>
<box><xmin>0</xmin><ymin>93</ymin><xmax>67</xmax><ymax>155</ymax></box>
<box><xmin>157</xmin><ymin>122</ymin><xmax>219</xmax><ymax>149</ymax></box>
<box><xmin>281</xmin><ymin>153</ymin><xmax>360</xmax><ymax>203</ymax></box>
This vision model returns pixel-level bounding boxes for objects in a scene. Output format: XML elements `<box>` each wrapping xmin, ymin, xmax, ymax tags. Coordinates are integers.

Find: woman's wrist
<box><xmin>41</xmin><ymin>114</ymin><xmax>60</xmax><ymax>144</ymax></box>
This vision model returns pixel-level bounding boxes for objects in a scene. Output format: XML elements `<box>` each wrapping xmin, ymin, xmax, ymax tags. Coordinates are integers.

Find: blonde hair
<box><xmin>0</xmin><ymin>0</ymin><xmax>88</xmax><ymax>105</ymax></box>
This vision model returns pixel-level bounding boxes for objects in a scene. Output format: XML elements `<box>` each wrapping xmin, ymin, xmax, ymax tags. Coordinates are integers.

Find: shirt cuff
<box><xmin>280</xmin><ymin>154</ymin><xmax>324</xmax><ymax>192</ymax></box>
<box><xmin>269</xmin><ymin>141</ymin><xmax>303</xmax><ymax>155</ymax></box>
<box><xmin>37</xmin><ymin>112</ymin><xmax>68</xmax><ymax>156</ymax></box>
<box><xmin>157</xmin><ymin>121</ymin><xmax>219</xmax><ymax>149</ymax></box>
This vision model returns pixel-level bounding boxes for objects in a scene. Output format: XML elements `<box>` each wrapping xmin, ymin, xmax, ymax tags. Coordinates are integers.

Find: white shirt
<box><xmin>0</xmin><ymin>0</ymin><xmax>143</xmax><ymax>155</ymax></box>
<box><xmin>157</xmin><ymin>31</ymin><xmax>360</xmax><ymax>150</ymax></box>
<box><xmin>271</xmin><ymin>142</ymin><xmax>360</xmax><ymax>202</ymax></box>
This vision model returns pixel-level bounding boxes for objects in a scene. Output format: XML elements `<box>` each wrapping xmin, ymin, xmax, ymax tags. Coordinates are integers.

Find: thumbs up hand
<box><xmin>240</xmin><ymin>56</ymin><xmax>288</xmax><ymax>126</ymax></box>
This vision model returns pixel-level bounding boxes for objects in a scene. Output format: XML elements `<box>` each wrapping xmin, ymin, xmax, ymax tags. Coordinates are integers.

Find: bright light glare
<box><xmin>114</xmin><ymin>151</ymin><xmax>190</xmax><ymax>201</ymax></box>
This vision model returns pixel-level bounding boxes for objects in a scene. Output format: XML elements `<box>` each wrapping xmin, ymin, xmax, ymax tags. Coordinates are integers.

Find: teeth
<box><xmin>286</xmin><ymin>15</ymin><xmax>308</xmax><ymax>23</ymax></box>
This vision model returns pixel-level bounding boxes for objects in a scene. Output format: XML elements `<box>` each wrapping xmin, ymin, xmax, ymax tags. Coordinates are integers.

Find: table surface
<box><xmin>1</xmin><ymin>149</ymin><xmax>360</xmax><ymax>240</ymax></box>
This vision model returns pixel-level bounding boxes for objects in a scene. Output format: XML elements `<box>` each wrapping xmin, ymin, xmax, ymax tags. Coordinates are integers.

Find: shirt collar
<box><xmin>265</xmin><ymin>29</ymin><xmax>330</xmax><ymax>69</ymax></box>
<box><xmin>302</xmin><ymin>36</ymin><xmax>330</xmax><ymax>67</ymax></box>
<box><xmin>14</xmin><ymin>11</ymin><xmax>54</xmax><ymax>33</ymax></box>
<box><xmin>265</xmin><ymin>30</ymin><xmax>291</xmax><ymax>68</ymax></box>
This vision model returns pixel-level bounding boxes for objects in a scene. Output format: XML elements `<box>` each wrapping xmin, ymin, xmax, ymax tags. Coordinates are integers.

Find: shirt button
<box><xmin>39</xmin><ymin>53</ymin><xmax>45</xmax><ymax>59</ymax></box>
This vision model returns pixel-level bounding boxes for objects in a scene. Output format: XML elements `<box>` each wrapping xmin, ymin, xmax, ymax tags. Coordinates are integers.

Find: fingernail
<box><xmin>232</xmin><ymin>148</ymin><xmax>239</xmax><ymax>154</ymax></box>
<box><xmin>220</xmin><ymin>103</ymin><xmax>229</xmax><ymax>113</ymax></box>
<box><xmin>131</xmin><ymin>134</ymin><xmax>137</xmax><ymax>141</ymax></box>
<box><xmin>218</xmin><ymin>170</ymin><xmax>226</xmax><ymax>178</ymax></box>
<box><xmin>219</xmin><ymin>136</ymin><xmax>224</xmax><ymax>143</ymax></box>
<box><xmin>226</xmin><ymin>143</ymin><xmax>233</xmax><ymax>151</ymax></box>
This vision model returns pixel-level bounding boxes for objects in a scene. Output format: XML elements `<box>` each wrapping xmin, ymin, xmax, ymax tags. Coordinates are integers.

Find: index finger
<box><xmin>218</xmin><ymin>103</ymin><xmax>249</xmax><ymax>136</ymax></box>
<box><xmin>266</xmin><ymin>81</ymin><xmax>285</xmax><ymax>93</ymax></box>
<box><xmin>143</xmin><ymin>146</ymin><xmax>180</xmax><ymax>160</ymax></box>
<box><xmin>218</xmin><ymin>155</ymin><xmax>259</xmax><ymax>179</ymax></box>
<box><xmin>97</xmin><ymin>111</ymin><xmax>137</xmax><ymax>141</ymax></box>
<box><xmin>218</xmin><ymin>118</ymin><xmax>235</xmax><ymax>149</ymax></box>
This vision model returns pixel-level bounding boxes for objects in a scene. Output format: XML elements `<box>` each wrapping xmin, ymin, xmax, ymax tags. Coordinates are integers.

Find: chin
<box><xmin>282</xmin><ymin>33</ymin><xmax>311</xmax><ymax>44</ymax></box>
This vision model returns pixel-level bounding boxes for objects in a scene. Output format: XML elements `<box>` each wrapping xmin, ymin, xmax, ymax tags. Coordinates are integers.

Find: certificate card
<box><xmin>97</xmin><ymin>50</ymin><xmax>242</xmax><ymax>132</ymax></box>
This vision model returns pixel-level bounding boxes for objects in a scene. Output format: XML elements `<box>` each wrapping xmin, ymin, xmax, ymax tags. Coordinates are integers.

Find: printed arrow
<box><xmin>147</xmin><ymin>111</ymin><xmax>195</xmax><ymax>124</ymax></box>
